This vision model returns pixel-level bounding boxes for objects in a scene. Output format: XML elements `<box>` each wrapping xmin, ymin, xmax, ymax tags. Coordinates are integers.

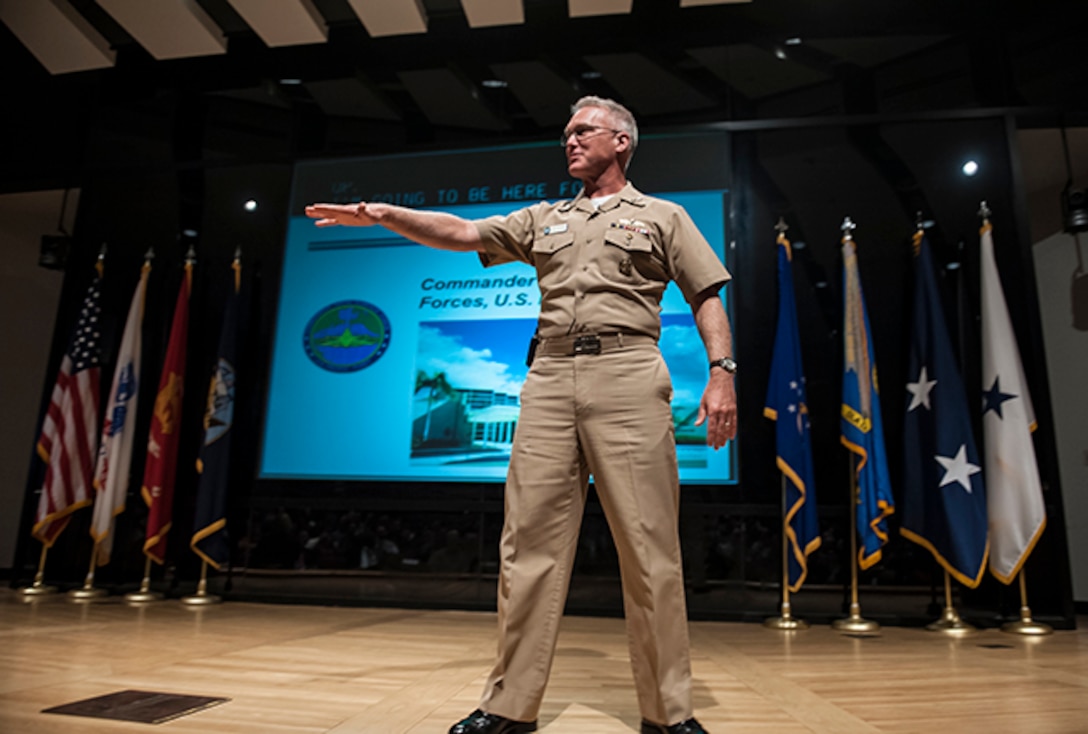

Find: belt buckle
<box><xmin>572</xmin><ymin>334</ymin><xmax>602</xmax><ymax>355</ymax></box>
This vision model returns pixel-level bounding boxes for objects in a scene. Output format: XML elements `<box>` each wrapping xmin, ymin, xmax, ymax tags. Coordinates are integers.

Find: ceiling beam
<box><xmin>460</xmin><ymin>0</ymin><xmax>524</xmax><ymax>28</ymax></box>
<box><xmin>346</xmin><ymin>0</ymin><xmax>427</xmax><ymax>37</ymax></box>
<box><xmin>568</xmin><ymin>0</ymin><xmax>632</xmax><ymax>19</ymax></box>
<box><xmin>225</xmin><ymin>0</ymin><xmax>328</xmax><ymax>47</ymax></box>
<box><xmin>0</xmin><ymin>0</ymin><xmax>115</xmax><ymax>74</ymax></box>
<box><xmin>98</xmin><ymin>0</ymin><xmax>227</xmax><ymax>60</ymax></box>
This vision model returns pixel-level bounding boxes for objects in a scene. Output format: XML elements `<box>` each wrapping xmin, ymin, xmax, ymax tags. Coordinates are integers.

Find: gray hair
<box><xmin>571</xmin><ymin>96</ymin><xmax>639</xmax><ymax>159</ymax></box>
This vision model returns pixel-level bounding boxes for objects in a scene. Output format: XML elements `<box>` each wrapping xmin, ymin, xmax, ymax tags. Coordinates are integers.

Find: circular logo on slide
<box><xmin>303</xmin><ymin>300</ymin><xmax>391</xmax><ymax>373</ymax></box>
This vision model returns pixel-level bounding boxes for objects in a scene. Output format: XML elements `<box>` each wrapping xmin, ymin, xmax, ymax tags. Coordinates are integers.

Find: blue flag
<box><xmin>191</xmin><ymin>260</ymin><xmax>240</xmax><ymax>569</ymax></box>
<box><xmin>764</xmin><ymin>232</ymin><xmax>820</xmax><ymax>591</ymax></box>
<box><xmin>841</xmin><ymin>236</ymin><xmax>895</xmax><ymax>569</ymax></box>
<box><xmin>900</xmin><ymin>232</ymin><xmax>988</xmax><ymax>587</ymax></box>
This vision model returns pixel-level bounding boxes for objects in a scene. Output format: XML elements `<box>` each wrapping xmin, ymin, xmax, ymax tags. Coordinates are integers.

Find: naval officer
<box><xmin>307</xmin><ymin>96</ymin><xmax>737</xmax><ymax>734</ymax></box>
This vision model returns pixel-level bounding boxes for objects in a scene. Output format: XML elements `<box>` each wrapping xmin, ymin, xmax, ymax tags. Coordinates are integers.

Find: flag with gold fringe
<box><xmin>142</xmin><ymin>261</ymin><xmax>192</xmax><ymax>564</ymax></box>
<box><xmin>900</xmin><ymin>231</ymin><xmax>988</xmax><ymax>587</ymax></box>
<box><xmin>33</xmin><ymin>267</ymin><xmax>103</xmax><ymax>546</ymax></box>
<box><xmin>980</xmin><ymin>219</ymin><xmax>1045</xmax><ymax>583</ymax></box>
<box><xmin>841</xmin><ymin>232</ymin><xmax>895</xmax><ymax>569</ymax></box>
<box><xmin>90</xmin><ymin>261</ymin><xmax>149</xmax><ymax>566</ymax></box>
<box><xmin>763</xmin><ymin>230</ymin><xmax>820</xmax><ymax>591</ymax></box>
<box><xmin>191</xmin><ymin>257</ymin><xmax>240</xmax><ymax>570</ymax></box>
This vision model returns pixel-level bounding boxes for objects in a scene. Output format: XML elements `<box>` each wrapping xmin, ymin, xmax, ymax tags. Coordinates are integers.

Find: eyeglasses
<box><xmin>560</xmin><ymin>125</ymin><xmax>621</xmax><ymax>147</ymax></box>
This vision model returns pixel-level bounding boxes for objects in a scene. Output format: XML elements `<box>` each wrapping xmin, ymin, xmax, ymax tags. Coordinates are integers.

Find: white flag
<box><xmin>980</xmin><ymin>221</ymin><xmax>1046</xmax><ymax>583</ymax></box>
<box><xmin>90</xmin><ymin>262</ymin><xmax>149</xmax><ymax>566</ymax></box>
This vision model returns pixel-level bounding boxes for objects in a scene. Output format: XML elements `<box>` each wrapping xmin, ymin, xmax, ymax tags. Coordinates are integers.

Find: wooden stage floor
<box><xmin>1</xmin><ymin>588</ymin><xmax>1085</xmax><ymax>733</ymax></box>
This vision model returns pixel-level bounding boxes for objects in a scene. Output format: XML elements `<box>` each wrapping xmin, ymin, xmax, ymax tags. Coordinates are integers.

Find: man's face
<box><xmin>563</xmin><ymin>106</ymin><xmax>624</xmax><ymax>180</ymax></box>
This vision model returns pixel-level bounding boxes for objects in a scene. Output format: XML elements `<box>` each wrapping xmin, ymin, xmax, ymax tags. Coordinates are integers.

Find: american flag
<box><xmin>33</xmin><ymin>273</ymin><xmax>103</xmax><ymax>546</ymax></box>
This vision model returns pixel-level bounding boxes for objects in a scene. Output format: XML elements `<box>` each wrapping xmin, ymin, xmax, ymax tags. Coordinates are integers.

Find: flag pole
<box><xmin>1001</xmin><ymin>571</ymin><xmax>1052</xmax><ymax>635</ymax></box>
<box><xmin>764</xmin><ymin>475</ymin><xmax>809</xmax><ymax>630</ymax></box>
<box><xmin>181</xmin><ymin>560</ymin><xmax>222</xmax><ymax>606</ymax></box>
<box><xmin>834</xmin><ymin>217</ymin><xmax>879</xmax><ymax>634</ymax></box>
<box><xmin>833</xmin><ymin>454</ymin><xmax>880</xmax><ymax>633</ymax></box>
<box><xmin>124</xmin><ymin>557</ymin><xmax>164</xmax><ymax>603</ymax></box>
<box><xmin>68</xmin><ymin>542</ymin><xmax>108</xmax><ymax>601</ymax></box>
<box><xmin>914</xmin><ymin>213</ymin><xmax>975</xmax><ymax>636</ymax></box>
<box><xmin>18</xmin><ymin>545</ymin><xmax>58</xmax><ymax>596</ymax></box>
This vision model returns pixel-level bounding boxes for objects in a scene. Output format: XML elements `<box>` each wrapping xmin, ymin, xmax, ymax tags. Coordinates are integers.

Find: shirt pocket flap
<box><xmin>604</xmin><ymin>228</ymin><xmax>653</xmax><ymax>254</ymax></box>
<box><xmin>532</xmin><ymin>233</ymin><xmax>575</xmax><ymax>255</ymax></box>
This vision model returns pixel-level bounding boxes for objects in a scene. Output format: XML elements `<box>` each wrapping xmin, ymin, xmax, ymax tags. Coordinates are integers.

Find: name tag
<box><xmin>542</xmin><ymin>223</ymin><xmax>568</xmax><ymax>235</ymax></box>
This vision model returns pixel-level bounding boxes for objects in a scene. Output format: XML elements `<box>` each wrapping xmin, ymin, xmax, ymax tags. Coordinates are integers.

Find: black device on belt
<box><xmin>525</xmin><ymin>330</ymin><xmax>540</xmax><ymax>367</ymax></box>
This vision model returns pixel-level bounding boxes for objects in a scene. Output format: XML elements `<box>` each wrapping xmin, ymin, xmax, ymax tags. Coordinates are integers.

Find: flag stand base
<box><xmin>180</xmin><ymin>592</ymin><xmax>221</xmax><ymax>607</ymax></box>
<box><xmin>763</xmin><ymin>615</ymin><xmax>809</xmax><ymax>631</ymax></box>
<box><xmin>124</xmin><ymin>590</ymin><xmax>164</xmax><ymax>603</ymax></box>
<box><xmin>832</xmin><ymin>614</ymin><xmax>880</xmax><ymax>634</ymax></box>
<box><xmin>181</xmin><ymin>563</ymin><xmax>221</xmax><ymax>606</ymax></box>
<box><xmin>18</xmin><ymin>583</ymin><xmax>57</xmax><ymax>597</ymax></box>
<box><xmin>833</xmin><ymin>602</ymin><xmax>880</xmax><ymax>633</ymax></box>
<box><xmin>925</xmin><ymin>606</ymin><xmax>975</xmax><ymax>635</ymax></box>
<box><xmin>1001</xmin><ymin>606</ymin><xmax>1052</xmax><ymax>636</ymax></box>
<box><xmin>67</xmin><ymin>586</ymin><xmax>108</xmax><ymax>602</ymax></box>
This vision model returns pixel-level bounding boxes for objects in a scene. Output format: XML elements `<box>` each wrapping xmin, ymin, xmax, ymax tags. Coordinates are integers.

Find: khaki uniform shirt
<box><xmin>474</xmin><ymin>182</ymin><xmax>731</xmax><ymax>339</ymax></box>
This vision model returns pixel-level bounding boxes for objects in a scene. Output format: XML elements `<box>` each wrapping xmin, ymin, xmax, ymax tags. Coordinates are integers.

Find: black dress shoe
<box><xmin>641</xmin><ymin>717</ymin><xmax>709</xmax><ymax>734</ymax></box>
<box><xmin>448</xmin><ymin>709</ymin><xmax>537</xmax><ymax>734</ymax></box>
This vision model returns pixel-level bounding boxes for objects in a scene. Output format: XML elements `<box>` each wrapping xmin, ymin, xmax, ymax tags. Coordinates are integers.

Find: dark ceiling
<box><xmin>0</xmin><ymin>0</ymin><xmax>1082</xmax><ymax>194</ymax></box>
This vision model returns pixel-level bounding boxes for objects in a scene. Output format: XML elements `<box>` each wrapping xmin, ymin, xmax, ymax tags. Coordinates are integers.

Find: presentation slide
<box><xmin>261</xmin><ymin>134</ymin><xmax>736</xmax><ymax>484</ymax></box>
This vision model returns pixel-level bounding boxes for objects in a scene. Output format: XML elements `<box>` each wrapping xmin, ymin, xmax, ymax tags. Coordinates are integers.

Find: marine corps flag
<box><xmin>841</xmin><ymin>233</ymin><xmax>895</xmax><ymax>569</ymax></box>
<box><xmin>33</xmin><ymin>267</ymin><xmax>103</xmax><ymax>546</ymax></box>
<box><xmin>980</xmin><ymin>219</ymin><xmax>1046</xmax><ymax>583</ymax></box>
<box><xmin>764</xmin><ymin>230</ymin><xmax>820</xmax><ymax>592</ymax></box>
<box><xmin>899</xmin><ymin>232</ymin><xmax>988</xmax><ymax>588</ymax></box>
<box><xmin>90</xmin><ymin>261</ymin><xmax>149</xmax><ymax>566</ymax></box>
<box><xmin>142</xmin><ymin>260</ymin><xmax>192</xmax><ymax>564</ymax></box>
<box><xmin>191</xmin><ymin>257</ymin><xmax>240</xmax><ymax>570</ymax></box>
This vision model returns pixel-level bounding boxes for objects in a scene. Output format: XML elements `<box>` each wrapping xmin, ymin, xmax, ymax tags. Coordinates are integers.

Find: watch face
<box><xmin>712</xmin><ymin>358</ymin><xmax>737</xmax><ymax>373</ymax></box>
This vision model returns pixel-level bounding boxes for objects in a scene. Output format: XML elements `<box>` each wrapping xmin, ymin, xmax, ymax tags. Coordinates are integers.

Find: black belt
<box><xmin>536</xmin><ymin>332</ymin><xmax>656</xmax><ymax>356</ymax></box>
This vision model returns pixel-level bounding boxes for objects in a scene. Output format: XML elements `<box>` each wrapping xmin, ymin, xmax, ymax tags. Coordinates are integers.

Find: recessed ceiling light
<box><xmin>481</xmin><ymin>79</ymin><xmax>508</xmax><ymax>89</ymax></box>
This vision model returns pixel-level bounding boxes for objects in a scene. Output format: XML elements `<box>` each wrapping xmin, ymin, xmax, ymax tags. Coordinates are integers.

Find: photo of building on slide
<box><xmin>410</xmin><ymin>314</ymin><xmax>712</xmax><ymax>469</ymax></box>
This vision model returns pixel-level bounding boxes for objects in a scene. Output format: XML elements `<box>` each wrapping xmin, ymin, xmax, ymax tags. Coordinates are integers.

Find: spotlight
<box><xmin>1061</xmin><ymin>182</ymin><xmax>1088</xmax><ymax>233</ymax></box>
<box><xmin>244</xmin><ymin>199</ymin><xmax>258</xmax><ymax>212</ymax></box>
<box><xmin>962</xmin><ymin>160</ymin><xmax>979</xmax><ymax>176</ymax></box>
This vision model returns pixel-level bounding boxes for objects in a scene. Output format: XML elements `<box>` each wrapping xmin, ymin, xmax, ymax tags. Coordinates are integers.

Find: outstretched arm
<box><xmin>691</xmin><ymin>286</ymin><xmax>738</xmax><ymax>450</ymax></box>
<box><xmin>305</xmin><ymin>201</ymin><xmax>485</xmax><ymax>253</ymax></box>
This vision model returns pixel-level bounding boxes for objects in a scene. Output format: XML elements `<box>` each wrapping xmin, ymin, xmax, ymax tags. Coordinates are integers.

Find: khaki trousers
<box><xmin>479</xmin><ymin>343</ymin><xmax>694</xmax><ymax>725</ymax></box>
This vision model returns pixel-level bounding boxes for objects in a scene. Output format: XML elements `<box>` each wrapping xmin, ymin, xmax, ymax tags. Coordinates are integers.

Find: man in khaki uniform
<box><xmin>307</xmin><ymin>96</ymin><xmax>737</xmax><ymax>734</ymax></box>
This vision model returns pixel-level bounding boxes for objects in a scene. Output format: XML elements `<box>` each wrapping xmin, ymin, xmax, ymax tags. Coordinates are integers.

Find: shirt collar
<box><xmin>560</xmin><ymin>181</ymin><xmax>646</xmax><ymax>213</ymax></box>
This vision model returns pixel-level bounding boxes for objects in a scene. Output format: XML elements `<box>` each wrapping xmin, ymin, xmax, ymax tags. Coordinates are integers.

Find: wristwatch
<box><xmin>709</xmin><ymin>357</ymin><xmax>738</xmax><ymax>374</ymax></box>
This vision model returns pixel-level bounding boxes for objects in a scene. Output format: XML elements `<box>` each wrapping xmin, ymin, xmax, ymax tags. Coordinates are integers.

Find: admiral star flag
<box><xmin>763</xmin><ymin>231</ymin><xmax>820</xmax><ymax>591</ymax></box>
<box><xmin>90</xmin><ymin>262</ymin><xmax>149</xmax><ymax>566</ymax></box>
<box><xmin>899</xmin><ymin>232</ymin><xmax>988</xmax><ymax>587</ymax></box>
<box><xmin>33</xmin><ymin>271</ymin><xmax>103</xmax><ymax>545</ymax></box>
<box><xmin>980</xmin><ymin>220</ymin><xmax>1046</xmax><ymax>584</ymax></box>
<box><xmin>142</xmin><ymin>263</ymin><xmax>192</xmax><ymax>564</ymax></box>
<box><xmin>841</xmin><ymin>235</ymin><xmax>895</xmax><ymax>569</ymax></box>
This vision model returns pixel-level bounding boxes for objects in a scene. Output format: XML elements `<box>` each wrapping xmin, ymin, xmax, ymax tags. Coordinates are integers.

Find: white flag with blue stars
<box><xmin>980</xmin><ymin>220</ymin><xmax>1045</xmax><ymax>584</ymax></box>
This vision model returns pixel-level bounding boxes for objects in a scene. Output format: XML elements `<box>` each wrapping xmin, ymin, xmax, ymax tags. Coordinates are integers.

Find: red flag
<box><xmin>142</xmin><ymin>263</ymin><xmax>192</xmax><ymax>564</ymax></box>
<box><xmin>33</xmin><ymin>270</ymin><xmax>104</xmax><ymax>546</ymax></box>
